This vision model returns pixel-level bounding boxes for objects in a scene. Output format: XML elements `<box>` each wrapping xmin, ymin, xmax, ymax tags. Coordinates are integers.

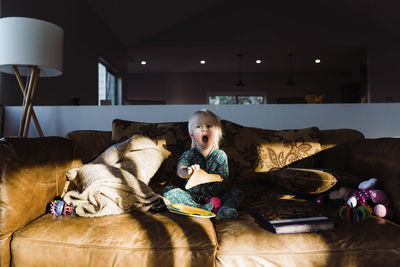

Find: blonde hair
<box><xmin>188</xmin><ymin>109</ymin><xmax>222</xmax><ymax>149</ymax></box>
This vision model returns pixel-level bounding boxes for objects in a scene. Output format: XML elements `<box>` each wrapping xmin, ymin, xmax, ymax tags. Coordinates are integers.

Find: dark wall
<box><xmin>2</xmin><ymin>1</ymin><xmax>400</xmax><ymax>105</ymax></box>
<box><xmin>0</xmin><ymin>0</ymin><xmax>125</xmax><ymax>105</ymax></box>
<box><xmin>124</xmin><ymin>72</ymin><xmax>353</xmax><ymax>104</ymax></box>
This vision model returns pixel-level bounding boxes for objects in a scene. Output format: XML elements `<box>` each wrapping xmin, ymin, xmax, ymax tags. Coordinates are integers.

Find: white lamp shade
<box><xmin>0</xmin><ymin>17</ymin><xmax>63</xmax><ymax>77</ymax></box>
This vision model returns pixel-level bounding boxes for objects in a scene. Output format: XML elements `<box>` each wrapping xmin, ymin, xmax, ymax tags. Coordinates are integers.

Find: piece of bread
<box><xmin>185</xmin><ymin>169</ymin><xmax>223</xmax><ymax>190</ymax></box>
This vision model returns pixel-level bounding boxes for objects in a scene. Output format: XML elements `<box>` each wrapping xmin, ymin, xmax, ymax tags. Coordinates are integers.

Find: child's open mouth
<box><xmin>202</xmin><ymin>135</ymin><xmax>208</xmax><ymax>143</ymax></box>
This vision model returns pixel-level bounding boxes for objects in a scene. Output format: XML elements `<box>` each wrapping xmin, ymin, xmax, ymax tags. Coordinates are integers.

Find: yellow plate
<box><xmin>167</xmin><ymin>204</ymin><xmax>216</xmax><ymax>218</ymax></box>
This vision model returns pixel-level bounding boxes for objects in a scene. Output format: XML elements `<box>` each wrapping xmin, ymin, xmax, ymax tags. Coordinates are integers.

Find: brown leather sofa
<box><xmin>1</xmin><ymin>119</ymin><xmax>400</xmax><ymax>267</ymax></box>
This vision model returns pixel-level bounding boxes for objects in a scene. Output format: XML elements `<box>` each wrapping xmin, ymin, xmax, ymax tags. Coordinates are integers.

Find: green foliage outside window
<box><xmin>209</xmin><ymin>95</ymin><xmax>264</xmax><ymax>105</ymax></box>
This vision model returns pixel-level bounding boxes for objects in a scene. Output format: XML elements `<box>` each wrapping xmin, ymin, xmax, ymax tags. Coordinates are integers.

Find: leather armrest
<box><xmin>315</xmin><ymin>138</ymin><xmax>400</xmax><ymax>222</ymax></box>
<box><xmin>0</xmin><ymin>137</ymin><xmax>74</xmax><ymax>267</ymax></box>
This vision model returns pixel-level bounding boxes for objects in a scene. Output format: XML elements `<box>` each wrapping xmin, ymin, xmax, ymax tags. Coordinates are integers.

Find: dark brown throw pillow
<box><xmin>265</xmin><ymin>167</ymin><xmax>337</xmax><ymax>194</ymax></box>
<box><xmin>265</xmin><ymin>167</ymin><xmax>364</xmax><ymax>195</ymax></box>
<box><xmin>320</xmin><ymin>169</ymin><xmax>364</xmax><ymax>188</ymax></box>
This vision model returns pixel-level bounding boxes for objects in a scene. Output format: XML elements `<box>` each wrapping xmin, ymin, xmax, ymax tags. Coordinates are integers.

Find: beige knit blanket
<box><xmin>63</xmin><ymin>135</ymin><xmax>168</xmax><ymax>217</ymax></box>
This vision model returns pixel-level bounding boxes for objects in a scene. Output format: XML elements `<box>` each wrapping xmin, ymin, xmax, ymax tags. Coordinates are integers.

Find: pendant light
<box><xmin>235</xmin><ymin>54</ymin><xmax>246</xmax><ymax>86</ymax></box>
<box><xmin>285</xmin><ymin>53</ymin><xmax>296</xmax><ymax>86</ymax></box>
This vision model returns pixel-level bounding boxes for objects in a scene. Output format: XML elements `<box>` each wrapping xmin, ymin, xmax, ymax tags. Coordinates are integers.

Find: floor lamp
<box><xmin>0</xmin><ymin>17</ymin><xmax>63</xmax><ymax>137</ymax></box>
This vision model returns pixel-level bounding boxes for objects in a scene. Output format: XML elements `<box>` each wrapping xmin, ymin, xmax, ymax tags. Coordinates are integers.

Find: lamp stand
<box><xmin>13</xmin><ymin>66</ymin><xmax>44</xmax><ymax>137</ymax></box>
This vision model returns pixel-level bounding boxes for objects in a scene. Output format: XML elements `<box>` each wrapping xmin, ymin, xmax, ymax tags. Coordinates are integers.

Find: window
<box><xmin>209</xmin><ymin>96</ymin><xmax>236</xmax><ymax>105</ymax></box>
<box><xmin>238</xmin><ymin>96</ymin><xmax>264</xmax><ymax>104</ymax></box>
<box><xmin>98</xmin><ymin>59</ymin><xmax>121</xmax><ymax>105</ymax></box>
<box><xmin>209</xmin><ymin>95</ymin><xmax>265</xmax><ymax>105</ymax></box>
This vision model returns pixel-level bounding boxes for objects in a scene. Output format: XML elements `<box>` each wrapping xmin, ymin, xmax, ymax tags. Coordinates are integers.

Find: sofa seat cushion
<box><xmin>11</xmin><ymin>211</ymin><xmax>217</xmax><ymax>267</ymax></box>
<box><xmin>214</xmin><ymin>202</ymin><xmax>400</xmax><ymax>267</ymax></box>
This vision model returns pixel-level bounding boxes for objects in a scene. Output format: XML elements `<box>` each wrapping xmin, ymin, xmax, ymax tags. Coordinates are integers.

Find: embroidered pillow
<box><xmin>220</xmin><ymin>120</ymin><xmax>322</xmax><ymax>182</ymax></box>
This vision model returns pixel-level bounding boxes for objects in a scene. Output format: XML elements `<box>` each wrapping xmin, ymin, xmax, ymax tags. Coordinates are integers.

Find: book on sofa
<box><xmin>252</xmin><ymin>204</ymin><xmax>335</xmax><ymax>234</ymax></box>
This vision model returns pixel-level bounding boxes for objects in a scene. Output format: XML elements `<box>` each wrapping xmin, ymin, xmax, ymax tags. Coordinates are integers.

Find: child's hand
<box><xmin>187</xmin><ymin>164</ymin><xmax>200</xmax><ymax>176</ymax></box>
<box><xmin>177</xmin><ymin>164</ymin><xmax>200</xmax><ymax>178</ymax></box>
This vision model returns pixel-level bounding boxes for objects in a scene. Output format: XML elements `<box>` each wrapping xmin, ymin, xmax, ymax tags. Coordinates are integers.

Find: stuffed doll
<box><xmin>326</xmin><ymin>178</ymin><xmax>378</xmax><ymax>204</ymax></box>
<box><xmin>346</xmin><ymin>178</ymin><xmax>377</xmax><ymax>206</ymax></box>
<box><xmin>318</xmin><ymin>177</ymin><xmax>393</xmax><ymax>219</ymax></box>
<box><xmin>338</xmin><ymin>178</ymin><xmax>393</xmax><ymax>219</ymax></box>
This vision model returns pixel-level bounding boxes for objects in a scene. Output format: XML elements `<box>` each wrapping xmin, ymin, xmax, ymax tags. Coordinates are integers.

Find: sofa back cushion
<box><xmin>66</xmin><ymin>130</ymin><xmax>112</xmax><ymax>163</ymax></box>
<box><xmin>111</xmin><ymin>119</ymin><xmax>322</xmax><ymax>188</ymax></box>
<box><xmin>220</xmin><ymin>120</ymin><xmax>322</xmax><ymax>183</ymax></box>
<box><xmin>319</xmin><ymin>128</ymin><xmax>365</xmax><ymax>151</ymax></box>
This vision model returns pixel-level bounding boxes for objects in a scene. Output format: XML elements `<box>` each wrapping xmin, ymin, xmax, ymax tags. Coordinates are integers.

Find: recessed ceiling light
<box><xmin>141</xmin><ymin>60</ymin><xmax>147</xmax><ymax>65</ymax></box>
<box><xmin>200</xmin><ymin>60</ymin><xmax>206</xmax><ymax>64</ymax></box>
<box><xmin>256</xmin><ymin>59</ymin><xmax>262</xmax><ymax>64</ymax></box>
<box><xmin>314</xmin><ymin>59</ymin><xmax>321</xmax><ymax>64</ymax></box>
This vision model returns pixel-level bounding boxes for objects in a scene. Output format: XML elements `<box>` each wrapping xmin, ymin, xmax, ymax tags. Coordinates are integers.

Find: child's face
<box><xmin>190</xmin><ymin>115</ymin><xmax>217</xmax><ymax>150</ymax></box>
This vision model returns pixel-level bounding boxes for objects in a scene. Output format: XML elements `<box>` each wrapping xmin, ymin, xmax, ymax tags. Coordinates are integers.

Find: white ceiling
<box><xmin>84</xmin><ymin>0</ymin><xmax>399</xmax><ymax>74</ymax></box>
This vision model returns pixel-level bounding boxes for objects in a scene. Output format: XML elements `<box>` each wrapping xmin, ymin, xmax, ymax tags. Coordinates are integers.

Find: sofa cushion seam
<box><xmin>13</xmin><ymin>236</ymin><xmax>216</xmax><ymax>251</ymax></box>
<box><xmin>216</xmin><ymin>246</ymin><xmax>400</xmax><ymax>256</ymax></box>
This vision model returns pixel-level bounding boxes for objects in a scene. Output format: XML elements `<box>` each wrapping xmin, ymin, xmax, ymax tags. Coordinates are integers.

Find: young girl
<box><xmin>163</xmin><ymin>109</ymin><xmax>243</xmax><ymax>219</ymax></box>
